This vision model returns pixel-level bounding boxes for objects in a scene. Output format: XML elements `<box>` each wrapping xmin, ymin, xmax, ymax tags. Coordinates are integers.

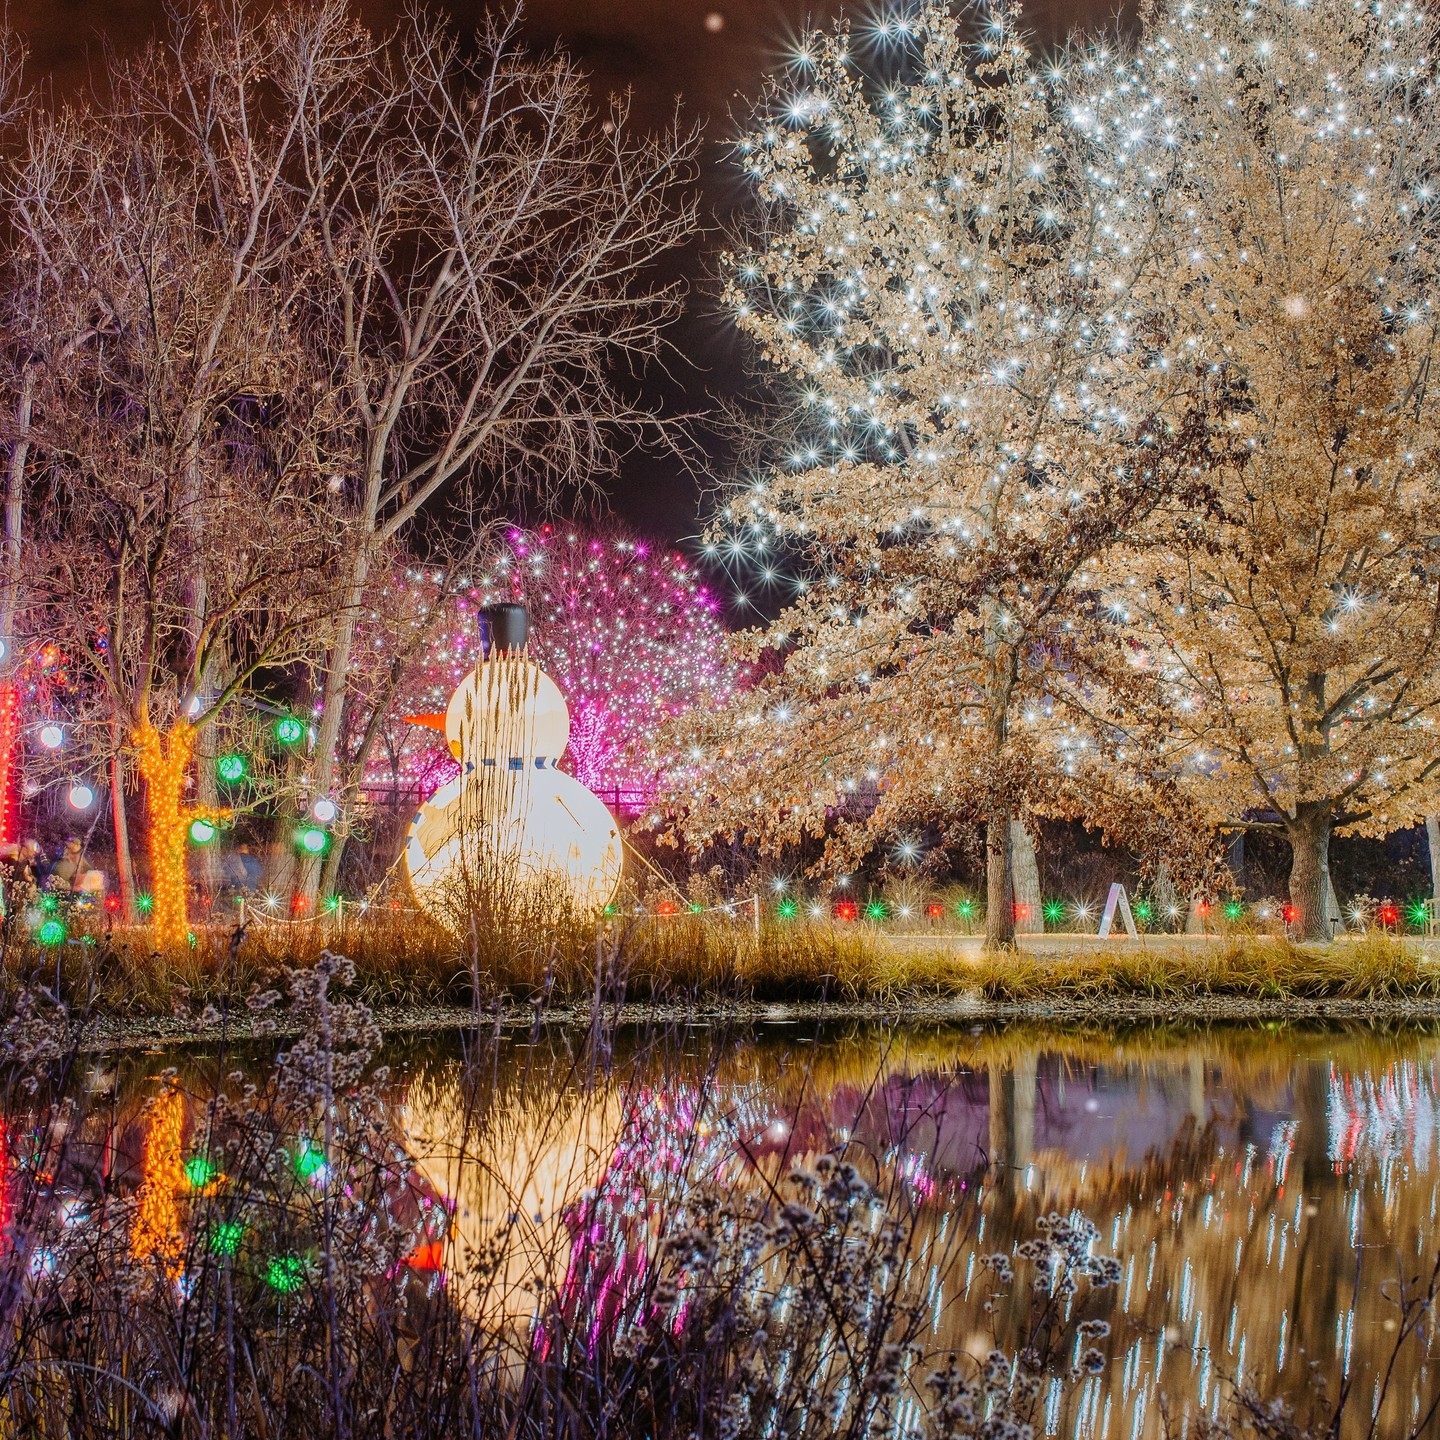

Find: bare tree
<box><xmin>4</xmin><ymin>5</ymin><xmax>353</xmax><ymax>937</ymax></box>
<box><xmin>0</xmin><ymin>20</ymin><xmax>36</xmax><ymax>850</ymax></box>
<box><xmin>289</xmin><ymin>6</ymin><xmax>700</xmax><ymax>906</ymax></box>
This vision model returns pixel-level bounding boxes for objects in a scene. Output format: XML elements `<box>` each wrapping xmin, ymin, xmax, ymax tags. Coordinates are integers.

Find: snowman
<box><xmin>403</xmin><ymin>604</ymin><xmax>623</xmax><ymax>928</ymax></box>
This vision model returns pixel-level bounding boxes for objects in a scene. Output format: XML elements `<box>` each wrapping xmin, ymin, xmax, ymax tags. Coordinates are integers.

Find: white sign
<box><xmin>1097</xmin><ymin>882</ymin><xmax>1138</xmax><ymax>939</ymax></box>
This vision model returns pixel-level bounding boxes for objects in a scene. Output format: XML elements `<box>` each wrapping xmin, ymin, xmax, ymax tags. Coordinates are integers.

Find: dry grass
<box><xmin>970</xmin><ymin>932</ymin><xmax>1440</xmax><ymax>1002</ymax></box>
<box><xmin>10</xmin><ymin>912</ymin><xmax>1440</xmax><ymax>1015</ymax></box>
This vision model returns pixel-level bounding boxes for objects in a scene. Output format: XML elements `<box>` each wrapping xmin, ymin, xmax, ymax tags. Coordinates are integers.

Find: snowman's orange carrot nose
<box><xmin>401</xmin><ymin>713</ymin><xmax>447</xmax><ymax>732</ymax></box>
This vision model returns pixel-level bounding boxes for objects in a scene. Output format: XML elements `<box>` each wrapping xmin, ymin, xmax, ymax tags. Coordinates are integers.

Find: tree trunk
<box><xmin>1010</xmin><ymin>820</ymin><xmax>1042</xmax><ymax>933</ymax></box>
<box><xmin>0</xmin><ymin>684</ymin><xmax>18</xmax><ymax>849</ymax></box>
<box><xmin>194</xmin><ymin>719</ymin><xmax>223</xmax><ymax>907</ymax></box>
<box><xmin>136</xmin><ymin>723</ymin><xmax>197</xmax><ymax>948</ymax></box>
<box><xmin>1225</xmin><ymin>830</ymin><xmax>1245</xmax><ymax>892</ymax></box>
<box><xmin>317</xmin><ymin>821</ymin><xmax>346</xmax><ymax>901</ymax></box>
<box><xmin>295</xmin><ymin>547</ymin><xmax>370</xmax><ymax>909</ymax></box>
<box><xmin>1427</xmin><ymin>817</ymin><xmax>1440</xmax><ymax>912</ymax></box>
<box><xmin>986</xmin><ymin>809</ymin><xmax>1016</xmax><ymax>950</ymax></box>
<box><xmin>110</xmin><ymin>748</ymin><xmax>136</xmax><ymax>923</ymax></box>
<box><xmin>1</xmin><ymin>366</ymin><xmax>35</xmax><ymax>649</ymax></box>
<box><xmin>981</xmin><ymin>611</ymin><xmax>1018</xmax><ymax>953</ymax></box>
<box><xmin>1154</xmin><ymin>861</ymin><xmax>1177</xmax><ymax>922</ymax></box>
<box><xmin>317</xmin><ymin>654</ymin><xmax>400</xmax><ymax>900</ymax></box>
<box><xmin>1287</xmin><ymin>804</ymin><xmax>1334</xmax><ymax>942</ymax></box>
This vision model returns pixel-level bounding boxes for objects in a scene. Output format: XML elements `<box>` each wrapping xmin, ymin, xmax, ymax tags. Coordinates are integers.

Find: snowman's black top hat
<box><xmin>479</xmin><ymin>603</ymin><xmax>529</xmax><ymax>657</ymax></box>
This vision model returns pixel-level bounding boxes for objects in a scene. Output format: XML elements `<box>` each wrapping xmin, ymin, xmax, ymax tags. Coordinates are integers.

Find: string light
<box><xmin>135</xmin><ymin>723</ymin><xmax>227</xmax><ymax>947</ymax></box>
<box><xmin>132</xmin><ymin>1089</ymin><xmax>184</xmax><ymax>1277</ymax></box>
<box><xmin>265</xmin><ymin>1257</ymin><xmax>305</xmax><ymax>1294</ymax></box>
<box><xmin>210</xmin><ymin>1221</ymin><xmax>245</xmax><ymax>1257</ymax></box>
<box><xmin>183</xmin><ymin>1156</ymin><xmax>218</xmax><ymax>1190</ymax></box>
<box><xmin>0</xmin><ymin>686</ymin><xmax>19</xmax><ymax>848</ymax></box>
<box><xmin>380</xmin><ymin>527</ymin><xmax>738</xmax><ymax>800</ymax></box>
<box><xmin>216</xmin><ymin>754</ymin><xmax>248</xmax><ymax>783</ymax></box>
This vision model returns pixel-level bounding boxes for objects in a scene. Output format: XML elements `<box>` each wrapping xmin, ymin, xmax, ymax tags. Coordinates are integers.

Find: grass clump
<box><xmin>973</xmin><ymin>932</ymin><xmax>1440</xmax><ymax>1002</ymax></box>
<box><xmin>6</xmin><ymin>906</ymin><xmax>1440</xmax><ymax>1017</ymax></box>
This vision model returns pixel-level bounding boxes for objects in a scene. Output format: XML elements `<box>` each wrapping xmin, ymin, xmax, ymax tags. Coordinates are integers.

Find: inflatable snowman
<box><xmin>403</xmin><ymin>604</ymin><xmax>623</xmax><ymax>929</ymax></box>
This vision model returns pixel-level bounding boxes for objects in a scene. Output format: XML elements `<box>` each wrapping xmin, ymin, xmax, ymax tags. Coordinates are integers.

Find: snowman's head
<box><xmin>445</xmin><ymin>656</ymin><xmax>570</xmax><ymax>766</ymax></box>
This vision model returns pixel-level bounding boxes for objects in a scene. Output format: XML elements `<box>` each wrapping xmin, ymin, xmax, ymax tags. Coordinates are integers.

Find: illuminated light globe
<box><xmin>38</xmin><ymin>724</ymin><xmax>63</xmax><ymax>750</ymax></box>
<box><xmin>297</xmin><ymin>826</ymin><xmax>329</xmax><ymax>856</ymax></box>
<box><xmin>216</xmin><ymin>754</ymin><xmax>247</xmax><ymax>783</ymax></box>
<box><xmin>403</xmin><ymin>605</ymin><xmax>622</xmax><ymax>929</ymax></box>
<box><xmin>274</xmin><ymin>716</ymin><xmax>305</xmax><ymax>747</ymax></box>
<box><xmin>311</xmin><ymin>796</ymin><xmax>339</xmax><ymax>824</ymax></box>
<box><xmin>67</xmin><ymin>782</ymin><xmax>94</xmax><ymax>810</ymax></box>
<box><xmin>188</xmin><ymin>818</ymin><xmax>217</xmax><ymax>844</ymax></box>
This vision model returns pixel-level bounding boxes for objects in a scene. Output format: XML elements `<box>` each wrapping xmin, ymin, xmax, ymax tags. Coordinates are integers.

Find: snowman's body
<box><xmin>403</xmin><ymin>651</ymin><xmax>623</xmax><ymax>927</ymax></box>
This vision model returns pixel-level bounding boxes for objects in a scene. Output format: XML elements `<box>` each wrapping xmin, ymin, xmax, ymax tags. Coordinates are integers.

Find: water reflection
<box><xmin>44</xmin><ymin>1022</ymin><xmax>1440</xmax><ymax>1436</ymax></box>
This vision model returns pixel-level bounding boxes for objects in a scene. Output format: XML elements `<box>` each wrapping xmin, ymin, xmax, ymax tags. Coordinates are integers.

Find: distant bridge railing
<box><xmin>357</xmin><ymin>782</ymin><xmax>883</xmax><ymax>822</ymax></box>
<box><xmin>357</xmin><ymin>782</ymin><xmax>658</xmax><ymax>817</ymax></box>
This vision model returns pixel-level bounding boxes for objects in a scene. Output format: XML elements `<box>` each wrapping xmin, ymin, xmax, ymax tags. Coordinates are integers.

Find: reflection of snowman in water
<box><xmin>403</xmin><ymin>604</ymin><xmax>622</xmax><ymax>927</ymax></box>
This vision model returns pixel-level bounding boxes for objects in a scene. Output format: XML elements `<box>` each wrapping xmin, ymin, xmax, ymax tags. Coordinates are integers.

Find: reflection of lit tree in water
<box><xmin>548</xmin><ymin>1085</ymin><xmax>724</xmax><ymax>1358</ymax></box>
<box><xmin>403</xmin><ymin>1064</ymin><xmax>765</xmax><ymax>1351</ymax></box>
<box><xmin>131</xmin><ymin>1088</ymin><xmax>185</xmax><ymax>1277</ymax></box>
<box><xmin>23</xmin><ymin>1027</ymin><xmax>1440</xmax><ymax>1438</ymax></box>
<box><xmin>0</xmin><ymin>1122</ymin><xmax>11</xmax><ymax>1251</ymax></box>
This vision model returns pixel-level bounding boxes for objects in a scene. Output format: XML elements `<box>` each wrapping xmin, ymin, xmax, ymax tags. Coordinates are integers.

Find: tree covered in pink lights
<box><xmin>375</xmin><ymin>526</ymin><xmax>738</xmax><ymax>799</ymax></box>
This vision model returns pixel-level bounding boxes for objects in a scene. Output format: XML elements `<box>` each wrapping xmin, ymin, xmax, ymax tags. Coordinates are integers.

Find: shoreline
<box><xmin>75</xmin><ymin>990</ymin><xmax>1440</xmax><ymax>1050</ymax></box>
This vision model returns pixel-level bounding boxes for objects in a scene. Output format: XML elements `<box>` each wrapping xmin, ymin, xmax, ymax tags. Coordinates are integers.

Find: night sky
<box><xmin>7</xmin><ymin>0</ymin><xmax>1112</xmax><ymax>541</ymax></box>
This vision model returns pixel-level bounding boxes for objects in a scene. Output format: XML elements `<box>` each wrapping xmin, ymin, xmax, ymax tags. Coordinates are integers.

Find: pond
<box><xmin>22</xmin><ymin>1016</ymin><xmax>1440</xmax><ymax>1438</ymax></box>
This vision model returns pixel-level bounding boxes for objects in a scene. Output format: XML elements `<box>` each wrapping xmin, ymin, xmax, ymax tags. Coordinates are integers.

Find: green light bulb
<box><xmin>216</xmin><ymin>754</ymin><xmax>247</xmax><ymax>783</ymax></box>
<box><xmin>184</xmin><ymin>1156</ymin><xmax>217</xmax><ymax>1189</ymax></box>
<box><xmin>265</xmin><ymin>1256</ymin><xmax>305</xmax><ymax>1293</ymax></box>
<box><xmin>296</xmin><ymin>1143</ymin><xmax>326</xmax><ymax>1183</ymax></box>
<box><xmin>210</xmin><ymin>1221</ymin><xmax>245</xmax><ymax>1257</ymax></box>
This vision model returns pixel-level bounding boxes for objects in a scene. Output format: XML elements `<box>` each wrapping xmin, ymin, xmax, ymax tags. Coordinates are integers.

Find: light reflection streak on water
<box><xmin>25</xmin><ymin>1022</ymin><xmax>1440</xmax><ymax>1439</ymax></box>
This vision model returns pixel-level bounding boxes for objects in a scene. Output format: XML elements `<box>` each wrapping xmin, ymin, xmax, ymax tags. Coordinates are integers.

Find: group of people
<box><xmin>0</xmin><ymin>836</ymin><xmax>104</xmax><ymax>907</ymax></box>
<box><xmin>0</xmin><ymin>836</ymin><xmax>265</xmax><ymax>916</ymax></box>
<box><xmin>221</xmin><ymin>842</ymin><xmax>263</xmax><ymax>895</ymax></box>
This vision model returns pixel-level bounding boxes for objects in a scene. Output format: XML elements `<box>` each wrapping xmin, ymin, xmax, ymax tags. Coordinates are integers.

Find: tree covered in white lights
<box><xmin>1082</xmin><ymin>0</ymin><xmax>1440</xmax><ymax>939</ymax></box>
<box><xmin>672</xmin><ymin>5</ymin><xmax>1209</xmax><ymax>948</ymax></box>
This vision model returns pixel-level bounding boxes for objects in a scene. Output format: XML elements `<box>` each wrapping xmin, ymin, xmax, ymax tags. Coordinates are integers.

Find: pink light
<box><xmin>377</xmin><ymin>525</ymin><xmax>739</xmax><ymax>800</ymax></box>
